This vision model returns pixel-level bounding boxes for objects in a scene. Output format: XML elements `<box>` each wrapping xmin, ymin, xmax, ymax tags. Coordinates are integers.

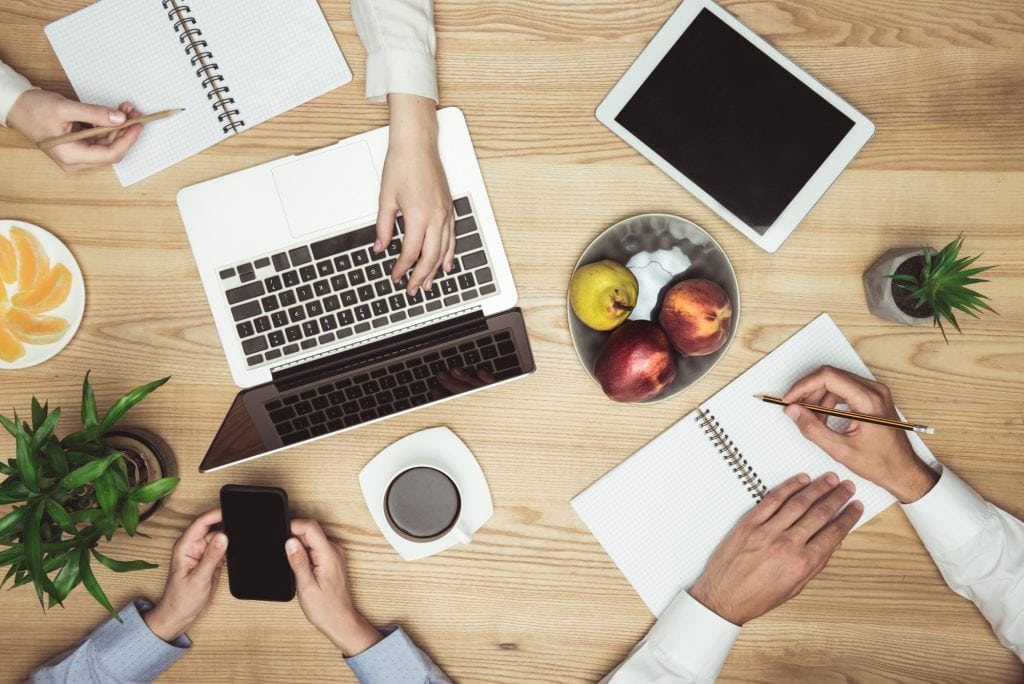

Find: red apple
<box><xmin>658</xmin><ymin>279</ymin><xmax>733</xmax><ymax>356</ymax></box>
<box><xmin>593</xmin><ymin>321</ymin><xmax>678</xmax><ymax>402</ymax></box>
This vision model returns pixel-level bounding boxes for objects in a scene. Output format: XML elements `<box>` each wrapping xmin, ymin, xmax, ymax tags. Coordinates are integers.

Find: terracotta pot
<box><xmin>862</xmin><ymin>247</ymin><xmax>937</xmax><ymax>326</ymax></box>
<box><xmin>103</xmin><ymin>429</ymin><xmax>177</xmax><ymax>521</ymax></box>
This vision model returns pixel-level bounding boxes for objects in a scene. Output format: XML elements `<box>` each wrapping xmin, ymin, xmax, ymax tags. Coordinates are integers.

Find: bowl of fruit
<box><xmin>568</xmin><ymin>214</ymin><xmax>739</xmax><ymax>403</ymax></box>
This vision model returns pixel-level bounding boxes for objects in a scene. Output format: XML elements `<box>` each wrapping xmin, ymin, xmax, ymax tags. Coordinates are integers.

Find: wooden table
<box><xmin>2</xmin><ymin>1</ymin><xmax>1022</xmax><ymax>681</ymax></box>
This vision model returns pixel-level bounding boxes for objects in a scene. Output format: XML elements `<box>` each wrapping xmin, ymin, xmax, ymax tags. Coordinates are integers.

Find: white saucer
<box><xmin>359</xmin><ymin>427</ymin><xmax>493</xmax><ymax>561</ymax></box>
<box><xmin>0</xmin><ymin>220</ymin><xmax>86</xmax><ymax>370</ymax></box>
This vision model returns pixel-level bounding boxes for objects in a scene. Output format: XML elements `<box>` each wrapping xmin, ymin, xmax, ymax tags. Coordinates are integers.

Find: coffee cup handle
<box><xmin>453</xmin><ymin>522</ymin><xmax>472</xmax><ymax>544</ymax></box>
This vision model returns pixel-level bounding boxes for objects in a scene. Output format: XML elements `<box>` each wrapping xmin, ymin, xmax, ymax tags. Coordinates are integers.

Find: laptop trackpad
<box><xmin>272</xmin><ymin>140</ymin><xmax>381</xmax><ymax>239</ymax></box>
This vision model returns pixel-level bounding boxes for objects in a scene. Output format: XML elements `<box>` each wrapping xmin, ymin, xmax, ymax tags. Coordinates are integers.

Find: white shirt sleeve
<box><xmin>349</xmin><ymin>0</ymin><xmax>438</xmax><ymax>103</ymax></box>
<box><xmin>0</xmin><ymin>59</ymin><xmax>37</xmax><ymax>127</ymax></box>
<box><xmin>901</xmin><ymin>463</ymin><xmax>1024</xmax><ymax>660</ymax></box>
<box><xmin>601</xmin><ymin>590</ymin><xmax>741</xmax><ymax>683</ymax></box>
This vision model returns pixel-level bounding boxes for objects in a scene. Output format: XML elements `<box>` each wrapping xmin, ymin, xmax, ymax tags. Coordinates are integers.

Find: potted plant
<box><xmin>0</xmin><ymin>373</ymin><xmax>179</xmax><ymax>619</ymax></box>
<box><xmin>863</xmin><ymin>234</ymin><xmax>996</xmax><ymax>342</ymax></box>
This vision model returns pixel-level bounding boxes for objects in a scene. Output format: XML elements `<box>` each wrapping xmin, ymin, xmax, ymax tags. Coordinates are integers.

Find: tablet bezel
<box><xmin>596</xmin><ymin>0</ymin><xmax>874</xmax><ymax>253</ymax></box>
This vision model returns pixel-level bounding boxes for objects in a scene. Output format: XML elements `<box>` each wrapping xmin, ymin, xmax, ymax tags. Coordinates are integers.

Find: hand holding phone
<box><xmin>220</xmin><ymin>485</ymin><xmax>295</xmax><ymax>601</ymax></box>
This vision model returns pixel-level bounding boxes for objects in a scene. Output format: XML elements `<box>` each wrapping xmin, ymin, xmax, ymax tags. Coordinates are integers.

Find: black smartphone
<box><xmin>219</xmin><ymin>484</ymin><xmax>295</xmax><ymax>601</ymax></box>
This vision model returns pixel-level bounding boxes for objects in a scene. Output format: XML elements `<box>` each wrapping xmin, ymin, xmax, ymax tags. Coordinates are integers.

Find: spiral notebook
<box><xmin>571</xmin><ymin>314</ymin><xmax>936</xmax><ymax>616</ymax></box>
<box><xmin>45</xmin><ymin>0</ymin><xmax>351</xmax><ymax>186</ymax></box>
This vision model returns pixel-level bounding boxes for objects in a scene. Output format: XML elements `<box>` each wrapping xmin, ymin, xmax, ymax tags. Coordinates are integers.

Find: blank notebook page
<box><xmin>45</xmin><ymin>0</ymin><xmax>350</xmax><ymax>187</ymax></box>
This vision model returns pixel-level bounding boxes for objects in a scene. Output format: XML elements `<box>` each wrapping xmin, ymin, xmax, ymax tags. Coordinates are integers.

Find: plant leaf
<box><xmin>29</xmin><ymin>407</ymin><xmax>61</xmax><ymax>455</ymax></box>
<box><xmin>0</xmin><ymin>506</ymin><xmax>28</xmax><ymax>538</ymax></box>
<box><xmin>0</xmin><ymin>544</ymin><xmax>23</xmax><ymax>566</ymax></box>
<box><xmin>58</xmin><ymin>452</ymin><xmax>119</xmax><ymax>490</ymax></box>
<box><xmin>99</xmin><ymin>376</ymin><xmax>170</xmax><ymax>435</ymax></box>
<box><xmin>44</xmin><ymin>499</ymin><xmax>77</xmax><ymax>534</ymax></box>
<box><xmin>79</xmin><ymin>544</ymin><xmax>120</xmax><ymax>621</ymax></box>
<box><xmin>70</xmin><ymin>509</ymin><xmax>104</xmax><ymax>525</ymax></box>
<box><xmin>130</xmin><ymin>476</ymin><xmax>180</xmax><ymax>504</ymax></box>
<box><xmin>1</xmin><ymin>562</ymin><xmax>21</xmax><ymax>588</ymax></box>
<box><xmin>31</xmin><ymin>398</ymin><xmax>46</xmax><ymax>432</ymax></box>
<box><xmin>14</xmin><ymin>415</ymin><xmax>39</xmax><ymax>493</ymax></box>
<box><xmin>23</xmin><ymin>502</ymin><xmax>48</xmax><ymax>607</ymax></box>
<box><xmin>94</xmin><ymin>470</ymin><xmax>117</xmax><ymax>522</ymax></box>
<box><xmin>0</xmin><ymin>413</ymin><xmax>16</xmax><ymax>438</ymax></box>
<box><xmin>120</xmin><ymin>498</ymin><xmax>140</xmax><ymax>536</ymax></box>
<box><xmin>43</xmin><ymin>437</ymin><xmax>70</xmax><ymax>478</ymax></box>
<box><xmin>92</xmin><ymin>548</ymin><xmax>157</xmax><ymax>573</ymax></box>
<box><xmin>50</xmin><ymin>547</ymin><xmax>81</xmax><ymax>607</ymax></box>
<box><xmin>81</xmin><ymin>371</ymin><xmax>99</xmax><ymax>431</ymax></box>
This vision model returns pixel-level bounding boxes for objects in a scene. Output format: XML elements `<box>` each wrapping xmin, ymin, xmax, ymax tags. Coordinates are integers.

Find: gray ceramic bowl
<box><xmin>568</xmin><ymin>214</ymin><xmax>740</xmax><ymax>403</ymax></box>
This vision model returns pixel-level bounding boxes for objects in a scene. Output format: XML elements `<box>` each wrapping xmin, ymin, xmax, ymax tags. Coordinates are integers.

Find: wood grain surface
<box><xmin>1</xmin><ymin>0</ymin><xmax>1022</xmax><ymax>681</ymax></box>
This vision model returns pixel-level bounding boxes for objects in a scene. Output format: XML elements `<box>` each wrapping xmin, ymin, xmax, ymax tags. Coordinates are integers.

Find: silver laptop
<box><xmin>177</xmin><ymin>107</ymin><xmax>535</xmax><ymax>472</ymax></box>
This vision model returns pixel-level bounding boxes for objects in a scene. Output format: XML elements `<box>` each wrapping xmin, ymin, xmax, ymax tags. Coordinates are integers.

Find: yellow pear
<box><xmin>570</xmin><ymin>260</ymin><xmax>638</xmax><ymax>331</ymax></box>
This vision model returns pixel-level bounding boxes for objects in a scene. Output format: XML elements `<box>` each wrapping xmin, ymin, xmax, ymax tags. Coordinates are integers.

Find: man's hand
<box><xmin>285</xmin><ymin>519</ymin><xmax>383</xmax><ymax>657</ymax></box>
<box><xmin>374</xmin><ymin>93</ymin><xmax>454</xmax><ymax>296</ymax></box>
<box><xmin>690</xmin><ymin>473</ymin><xmax>863</xmax><ymax>626</ymax></box>
<box><xmin>6</xmin><ymin>90</ymin><xmax>143</xmax><ymax>172</ymax></box>
<box><xmin>782</xmin><ymin>365</ymin><xmax>938</xmax><ymax>503</ymax></box>
<box><xmin>143</xmin><ymin>508</ymin><xmax>228</xmax><ymax>642</ymax></box>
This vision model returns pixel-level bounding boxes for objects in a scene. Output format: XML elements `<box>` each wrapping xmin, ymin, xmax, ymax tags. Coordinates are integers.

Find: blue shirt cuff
<box><xmin>88</xmin><ymin>599</ymin><xmax>190</xmax><ymax>680</ymax></box>
<box><xmin>345</xmin><ymin>626</ymin><xmax>442</xmax><ymax>683</ymax></box>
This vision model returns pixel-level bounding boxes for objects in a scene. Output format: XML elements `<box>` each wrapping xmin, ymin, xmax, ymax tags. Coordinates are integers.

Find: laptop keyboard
<box><xmin>217</xmin><ymin>196</ymin><xmax>497</xmax><ymax>369</ymax></box>
<box><xmin>265</xmin><ymin>328</ymin><xmax>523</xmax><ymax>446</ymax></box>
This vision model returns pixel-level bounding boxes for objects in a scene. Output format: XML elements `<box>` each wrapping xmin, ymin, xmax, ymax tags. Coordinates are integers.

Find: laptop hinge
<box><xmin>271</xmin><ymin>309</ymin><xmax>489</xmax><ymax>391</ymax></box>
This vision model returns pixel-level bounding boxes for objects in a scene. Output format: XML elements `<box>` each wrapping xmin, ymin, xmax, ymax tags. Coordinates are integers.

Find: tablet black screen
<box><xmin>614</xmin><ymin>8</ymin><xmax>854</xmax><ymax>234</ymax></box>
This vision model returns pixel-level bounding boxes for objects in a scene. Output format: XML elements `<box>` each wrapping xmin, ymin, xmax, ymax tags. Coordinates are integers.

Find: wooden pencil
<box><xmin>756</xmin><ymin>394</ymin><xmax>935</xmax><ymax>435</ymax></box>
<box><xmin>37</xmin><ymin>108</ymin><xmax>183</xmax><ymax>150</ymax></box>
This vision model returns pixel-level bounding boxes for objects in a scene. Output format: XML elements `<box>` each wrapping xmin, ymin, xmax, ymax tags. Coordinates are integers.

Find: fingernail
<box><xmin>373</xmin><ymin>239</ymin><xmax>382</xmax><ymax>252</ymax></box>
<box><xmin>285</xmin><ymin>538</ymin><xmax>301</xmax><ymax>555</ymax></box>
<box><xmin>797</xmin><ymin>473</ymin><xmax>810</xmax><ymax>484</ymax></box>
<box><xmin>842</xmin><ymin>480</ymin><xmax>856</xmax><ymax>493</ymax></box>
<box><xmin>109</xmin><ymin>110</ymin><xmax>126</xmax><ymax>124</ymax></box>
<box><xmin>214</xmin><ymin>533</ymin><xmax>227</xmax><ymax>549</ymax></box>
<box><xmin>851</xmin><ymin>500</ymin><xmax>864</xmax><ymax>512</ymax></box>
<box><xmin>825</xmin><ymin>472</ymin><xmax>839</xmax><ymax>486</ymax></box>
<box><xmin>784</xmin><ymin>405</ymin><xmax>800</xmax><ymax>421</ymax></box>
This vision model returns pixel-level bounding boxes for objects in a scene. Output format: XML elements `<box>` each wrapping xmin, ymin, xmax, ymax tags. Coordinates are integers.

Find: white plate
<box><xmin>0</xmin><ymin>220</ymin><xmax>86</xmax><ymax>369</ymax></box>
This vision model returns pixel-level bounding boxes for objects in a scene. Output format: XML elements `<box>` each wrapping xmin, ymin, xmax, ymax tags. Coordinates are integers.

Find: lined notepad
<box><xmin>571</xmin><ymin>314</ymin><xmax>937</xmax><ymax>616</ymax></box>
<box><xmin>45</xmin><ymin>0</ymin><xmax>351</xmax><ymax>186</ymax></box>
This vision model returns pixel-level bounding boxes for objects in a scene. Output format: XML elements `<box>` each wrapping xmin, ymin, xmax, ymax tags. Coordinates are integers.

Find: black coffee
<box><xmin>384</xmin><ymin>467</ymin><xmax>461</xmax><ymax>541</ymax></box>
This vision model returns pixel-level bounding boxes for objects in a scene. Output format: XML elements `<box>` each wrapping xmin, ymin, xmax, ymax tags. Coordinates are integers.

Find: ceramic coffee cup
<box><xmin>383</xmin><ymin>465</ymin><xmax>472</xmax><ymax>544</ymax></box>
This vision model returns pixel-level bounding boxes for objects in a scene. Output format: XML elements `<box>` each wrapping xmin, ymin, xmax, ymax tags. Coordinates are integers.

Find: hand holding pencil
<box><xmin>779</xmin><ymin>366</ymin><xmax>939</xmax><ymax>504</ymax></box>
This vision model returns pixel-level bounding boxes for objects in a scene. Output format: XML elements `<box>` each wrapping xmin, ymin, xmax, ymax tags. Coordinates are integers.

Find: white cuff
<box><xmin>647</xmin><ymin>590</ymin><xmax>741</xmax><ymax>679</ymax></box>
<box><xmin>364</xmin><ymin>48</ymin><xmax>438</xmax><ymax>103</ymax></box>
<box><xmin>901</xmin><ymin>464</ymin><xmax>992</xmax><ymax>557</ymax></box>
<box><xmin>0</xmin><ymin>62</ymin><xmax>36</xmax><ymax>127</ymax></box>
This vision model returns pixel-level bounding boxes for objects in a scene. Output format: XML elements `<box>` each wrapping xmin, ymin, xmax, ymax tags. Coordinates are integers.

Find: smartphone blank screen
<box><xmin>220</xmin><ymin>486</ymin><xmax>295</xmax><ymax>601</ymax></box>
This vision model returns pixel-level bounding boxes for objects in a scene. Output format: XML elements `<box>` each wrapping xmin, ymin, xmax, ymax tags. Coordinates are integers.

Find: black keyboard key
<box><xmin>388</xmin><ymin>362</ymin><xmax>404</xmax><ymax>373</ymax></box>
<box><xmin>366</xmin><ymin>264</ymin><xmax>383</xmax><ymax>280</ymax></box>
<box><xmin>265</xmin><ymin>275</ymin><xmax>283</xmax><ymax>292</ymax></box>
<box><xmin>465</xmin><ymin>350</ymin><xmax>481</xmax><ymax>365</ymax></box>
<box><xmin>309</xmin><ymin>423</ymin><xmax>328</xmax><ymax>437</ymax></box>
<box><xmin>314</xmin><ymin>279</ymin><xmax>331</xmax><ymax>297</ymax></box>
<box><xmin>319</xmin><ymin>333</ymin><xmax>335</xmax><ymax>344</ymax></box>
<box><xmin>458</xmin><ymin>273</ymin><xmax>475</xmax><ymax>289</ymax></box>
<box><xmin>338</xmin><ymin>326</ymin><xmax>354</xmax><ymax>338</ymax></box>
<box><xmin>444</xmin><ymin>295</ymin><xmax>459</xmax><ymax>307</ymax></box>
<box><xmin>265</xmin><ymin>348</ymin><xmax>282</xmax><ymax>360</ymax></box>
<box><xmin>338</xmin><ymin>310</ymin><xmax>354</xmax><ymax>326</ymax></box>
<box><xmin>498</xmin><ymin>339</ymin><xmax>516</xmax><ymax>355</ymax></box>
<box><xmin>317</xmin><ymin>261</ymin><xmax>334</xmax><ymax>277</ymax></box>
<box><xmin>334</xmin><ymin>254</ymin><xmax>351</xmax><ymax>271</ymax></box>
<box><xmin>306</xmin><ymin>301</ymin><xmax>324</xmax><ymax>317</ymax></box>
<box><xmin>462</xmin><ymin>289</ymin><xmax>479</xmax><ymax>302</ymax></box>
<box><xmin>352</xmin><ymin>250</ymin><xmax>369</xmax><ymax>266</ymax></box>
<box><xmin>448</xmin><ymin>259</ymin><xmax>462</xmax><ymax>275</ymax></box>
<box><xmin>440</xmin><ymin>279</ymin><xmax>458</xmax><ymax>295</ymax></box>
<box><xmin>360</xmin><ymin>409</ymin><xmax>379</xmax><ymax>422</ymax></box>
<box><xmin>381</xmin><ymin>375</ymin><xmax>397</xmax><ymax>389</ymax></box>
<box><xmin>219</xmin><ymin>267</ymin><xmax>235</xmax><ymax>279</ymax></box>
<box><xmin>387</xmin><ymin>239</ymin><xmax>401</xmax><ymax>256</ymax></box>
<box><xmin>269</xmin><ymin>331</ymin><xmax>286</xmax><ymax>347</ymax></box>
<box><xmin>372</xmin><ymin>317</ymin><xmax>388</xmax><ymax>328</ymax></box>
<box><xmin>476</xmin><ymin>268</ymin><xmax>493</xmax><ymax>284</ymax></box>
<box><xmin>286</xmin><ymin>325</ymin><xmax>302</xmax><ymax>342</ymax></box>
<box><xmin>349</xmin><ymin>270</ymin><xmax>366</xmax><ymax>286</ymax></box>
<box><xmin>239</xmin><ymin>271</ymin><xmax>256</xmax><ymax>283</ymax></box>
<box><xmin>396</xmin><ymin>215</ymin><xmax>405</xmax><ymax>232</ymax></box>
<box><xmin>254</xmin><ymin>257</ymin><xmax>270</xmax><ymax>269</ymax></box>
<box><xmin>397</xmin><ymin>370</ymin><xmax>414</xmax><ymax>384</ymax></box>
<box><xmin>237</xmin><ymin>262</ymin><xmax>254</xmax><ymax>275</ymax></box>
<box><xmin>283</xmin><ymin>343</ymin><xmax>299</xmax><ymax>355</ymax></box>
<box><xmin>271</xmin><ymin>311</ymin><xmax>288</xmax><ymax>328</ymax></box>
<box><xmin>355</xmin><ymin>304</ymin><xmax>372</xmax><ymax>321</ymax></box>
<box><xmin>267</xmin><ymin>399</ymin><xmax>283</xmax><ymax>411</ymax></box>
<box><xmin>326</xmin><ymin>405</ymin><xmax>343</xmax><ymax>419</ymax></box>
<box><xmin>324</xmin><ymin>295</ymin><xmax>341</xmax><ymax>312</ymax></box>
<box><xmin>394</xmin><ymin>385</ymin><xmax>411</xmax><ymax>399</ymax></box>
<box><xmin>300</xmin><ymin>265</ymin><xmax>317</xmax><ymax>282</ymax></box>
<box><xmin>374</xmin><ymin>280</ymin><xmax>390</xmax><ymax>297</ymax></box>
<box><xmin>289</xmin><ymin>246</ymin><xmax>312</xmax><ymax>266</ymax></box>
<box><xmin>390</xmin><ymin>312</ymin><xmax>407</xmax><ymax>323</ymax></box>
<box><xmin>242</xmin><ymin>336</ymin><xmax>268</xmax><ymax>355</ymax></box>
<box><xmin>494</xmin><ymin>354</ymin><xmax>518</xmax><ymax>371</ymax></box>
<box><xmin>359</xmin><ymin>396</ymin><xmax>376</xmax><ymax>410</ymax></box>
<box><xmin>320</xmin><ymin>315</ymin><xmax>338</xmax><ymax>331</ymax></box>
<box><xmin>425</xmin><ymin>288</ymin><xmax>441</xmax><ymax>301</ymax></box>
<box><xmin>283</xmin><ymin>395</ymin><xmax>300</xmax><ymax>405</ymax></box>
<box><xmin>281</xmin><ymin>430</ymin><xmax>309</xmax><ymax>445</ymax></box>
<box><xmin>301</xmin><ymin>339</ymin><xmax>317</xmax><ymax>350</ymax></box>
<box><xmin>481</xmin><ymin>344</ymin><xmax>498</xmax><ymax>359</ymax></box>
<box><xmin>272</xmin><ymin>252</ymin><xmax>290</xmax><ymax>271</ymax></box>
<box><xmin>226</xmin><ymin>281</ymin><xmax>264</xmax><ymax>305</ymax></box>
<box><xmin>371</xmin><ymin>300</ymin><xmax>388</xmax><ymax>316</ymax></box>
<box><xmin>413</xmin><ymin>365</ymin><xmax>430</xmax><ymax>379</ymax></box>
<box><xmin>394</xmin><ymin>399</ymin><xmax>411</xmax><ymax>412</ymax></box>
<box><xmin>297</xmin><ymin>285</ymin><xmax>314</xmax><ymax>301</ymax></box>
<box><xmin>340</xmin><ymin>290</ymin><xmax>357</xmax><ymax>307</ymax></box>
<box><xmin>246</xmin><ymin>354</ymin><xmax>262</xmax><ymax>366</ymax></box>
<box><xmin>231</xmin><ymin>301</ymin><xmax>261</xmax><ymax>321</ymax></box>
<box><xmin>455</xmin><ymin>216</ymin><xmax>477</xmax><ymax>236</ymax></box>
<box><xmin>269</xmin><ymin>406</ymin><xmax>295</xmax><ymax>423</ymax></box>
<box><xmin>293</xmin><ymin>415</ymin><xmax>311</xmax><ymax>430</ymax></box>
<box><xmin>354</xmin><ymin>322</ymin><xmax>371</xmax><ymax>334</ymax></box>
<box><xmin>312</xmin><ymin>396</ymin><xmax>330</xmax><ymax>411</ymax></box>
<box><xmin>406</xmin><ymin>289</ymin><xmax>423</xmax><ymax>305</ymax></box>
<box><xmin>331</xmin><ymin>274</ymin><xmax>348</xmax><ymax>291</ymax></box>
<box><xmin>283</xmin><ymin>270</ymin><xmax>300</xmax><ymax>287</ymax></box>
<box><xmin>261</xmin><ymin>295</ymin><xmax>280</xmax><ymax>312</ymax></box>
<box><xmin>236</xmin><ymin>321</ymin><xmax>255</xmax><ymax>338</ymax></box>
<box><xmin>279</xmin><ymin>290</ymin><xmax>297</xmax><ymax>307</ymax></box>
<box><xmin>453</xmin><ymin>197</ymin><xmax>471</xmax><ymax>217</ymax></box>
<box><xmin>441</xmin><ymin>347</ymin><xmax>459</xmax><ymax>358</ymax></box>
<box><xmin>377</xmin><ymin>389</ymin><xmax>394</xmax><ymax>404</ymax></box>
<box><xmin>329</xmin><ymin>391</ymin><xmax>346</xmax><ymax>404</ymax></box>
<box><xmin>408</xmin><ymin>305</ymin><xmax>425</xmax><ymax>317</ymax></box>
<box><xmin>480</xmin><ymin>283</ymin><xmax>496</xmax><ymax>295</ymax></box>
<box><xmin>456</xmin><ymin>233</ymin><xmax>482</xmax><ymax>254</ymax></box>
<box><xmin>345</xmin><ymin>385</ymin><xmax>364</xmax><ymax>400</ymax></box>
<box><xmin>311</xmin><ymin>225</ymin><xmax>377</xmax><ymax>260</ymax></box>
<box><xmin>288</xmin><ymin>306</ymin><xmax>306</xmax><ymax>323</ymax></box>
<box><xmin>426</xmin><ymin>300</ymin><xmax>443</xmax><ymax>311</ymax></box>
<box><xmin>342</xmin><ymin>400</ymin><xmax>359</xmax><ymax>414</ymax></box>
<box><xmin>411</xmin><ymin>380</ymin><xmax>426</xmax><ymax>395</ymax></box>
<box><xmin>358</xmin><ymin>284</ymin><xmax>374</xmax><ymax>302</ymax></box>
<box><xmin>302</xmin><ymin>320</ymin><xmax>320</xmax><ymax>337</ymax></box>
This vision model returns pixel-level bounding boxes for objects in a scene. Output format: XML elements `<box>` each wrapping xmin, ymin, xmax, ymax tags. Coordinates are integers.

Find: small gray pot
<box><xmin>863</xmin><ymin>247</ymin><xmax>936</xmax><ymax>326</ymax></box>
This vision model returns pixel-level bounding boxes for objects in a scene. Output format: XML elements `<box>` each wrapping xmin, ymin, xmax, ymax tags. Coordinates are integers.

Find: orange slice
<box><xmin>11</xmin><ymin>227</ymin><xmax>49</xmax><ymax>292</ymax></box>
<box><xmin>0</xmin><ymin>235</ymin><xmax>15</xmax><ymax>284</ymax></box>
<box><xmin>0</xmin><ymin>311</ymin><xmax>26</xmax><ymax>362</ymax></box>
<box><xmin>11</xmin><ymin>263</ymin><xmax>71</xmax><ymax>313</ymax></box>
<box><xmin>4</xmin><ymin>308</ymin><xmax>68</xmax><ymax>345</ymax></box>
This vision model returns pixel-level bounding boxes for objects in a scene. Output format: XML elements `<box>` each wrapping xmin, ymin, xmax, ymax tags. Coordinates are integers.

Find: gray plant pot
<box><xmin>103</xmin><ymin>428</ymin><xmax>177</xmax><ymax>521</ymax></box>
<box><xmin>863</xmin><ymin>247</ymin><xmax>937</xmax><ymax>326</ymax></box>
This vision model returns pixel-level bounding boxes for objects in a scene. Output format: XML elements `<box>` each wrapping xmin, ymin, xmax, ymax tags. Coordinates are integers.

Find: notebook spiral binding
<box><xmin>162</xmin><ymin>0</ymin><xmax>245</xmax><ymax>134</ymax></box>
<box><xmin>696</xmin><ymin>409</ymin><xmax>767</xmax><ymax>501</ymax></box>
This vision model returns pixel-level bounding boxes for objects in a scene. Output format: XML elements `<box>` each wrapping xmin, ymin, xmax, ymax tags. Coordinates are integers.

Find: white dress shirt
<box><xmin>2</xmin><ymin>0</ymin><xmax>437</xmax><ymax>126</ymax></box>
<box><xmin>604</xmin><ymin>462</ymin><xmax>1024</xmax><ymax>681</ymax></box>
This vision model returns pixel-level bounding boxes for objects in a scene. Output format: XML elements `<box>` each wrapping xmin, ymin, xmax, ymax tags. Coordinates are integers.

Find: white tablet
<box><xmin>596</xmin><ymin>0</ymin><xmax>874</xmax><ymax>253</ymax></box>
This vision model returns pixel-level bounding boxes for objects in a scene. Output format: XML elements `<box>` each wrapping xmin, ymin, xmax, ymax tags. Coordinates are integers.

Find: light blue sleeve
<box><xmin>345</xmin><ymin>625</ymin><xmax>451</xmax><ymax>683</ymax></box>
<box><xmin>29</xmin><ymin>599</ymin><xmax>189</xmax><ymax>684</ymax></box>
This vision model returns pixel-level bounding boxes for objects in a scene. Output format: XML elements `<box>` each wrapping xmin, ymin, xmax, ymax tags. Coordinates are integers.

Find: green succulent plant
<box><xmin>0</xmin><ymin>373</ymin><xmax>178</xmax><ymax>620</ymax></box>
<box><xmin>888</xmin><ymin>234</ymin><xmax>996</xmax><ymax>343</ymax></box>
